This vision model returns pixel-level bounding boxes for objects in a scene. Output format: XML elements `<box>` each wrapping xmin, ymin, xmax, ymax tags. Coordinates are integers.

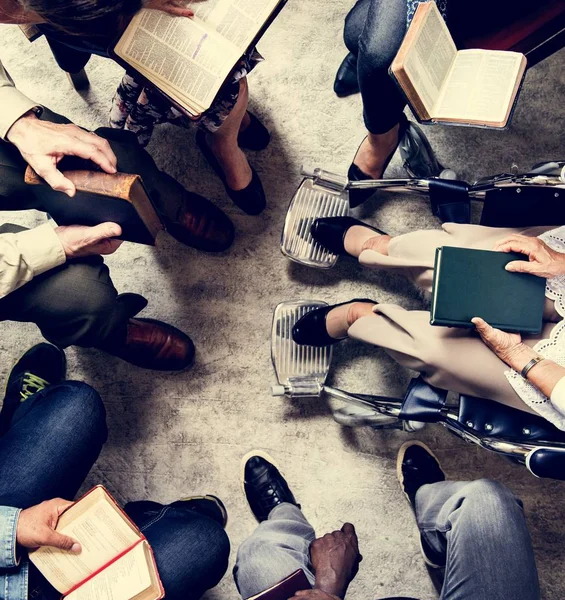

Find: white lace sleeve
<box><xmin>503</xmin><ymin>226</ymin><xmax>565</xmax><ymax>430</ymax></box>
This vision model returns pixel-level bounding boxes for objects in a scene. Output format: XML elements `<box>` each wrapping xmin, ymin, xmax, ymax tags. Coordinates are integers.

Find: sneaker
<box><xmin>241</xmin><ymin>451</ymin><xmax>299</xmax><ymax>522</ymax></box>
<box><xmin>397</xmin><ymin>441</ymin><xmax>446</xmax><ymax>569</ymax></box>
<box><xmin>0</xmin><ymin>343</ymin><xmax>66</xmax><ymax>433</ymax></box>
<box><xmin>171</xmin><ymin>495</ymin><xmax>228</xmax><ymax>528</ymax></box>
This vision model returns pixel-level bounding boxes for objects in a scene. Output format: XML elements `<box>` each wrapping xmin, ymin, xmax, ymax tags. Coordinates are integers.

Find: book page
<box><xmin>433</xmin><ymin>50</ymin><xmax>524</xmax><ymax>123</ymax></box>
<box><xmin>402</xmin><ymin>2</ymin><xmax>457</xmax><ymax>115</ymax></box>
<box><xmin>66</xmin><ymin>542</ymin><xmax>155</xmax><ymax>600</ymax></box>
<box><xmin>29</xmin><ymin>489</ymin><xmax>140</xmax><ymax>593</ymax></box>
<box><xmin>115</xmin><ymin>9</ymin><xmax>241</xmax><ymax>110</ymax></box>
<box><xmin>186</xmin><ymin>0</ymin><xmax>280</xmax><ymax>49</ymax></box>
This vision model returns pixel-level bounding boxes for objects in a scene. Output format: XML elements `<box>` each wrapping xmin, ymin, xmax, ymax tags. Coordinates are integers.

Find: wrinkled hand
<box><xmin>7</xmin><ymin>114</ymin><xmax>117</xmax><ymax>197</ymax></box>
<box><xmin>144</xmin><ymin>0</ymin><xmax>195</xmax><ymax>17</ymax></box>
<box><xmin>472</xmin><ymin>317</ymin><xmax>524</xmax><ymax>366</ymax></box>
<box><xmin>290</xmin><ymin>590</ymin><xmax>340</xmax><ymax>600</ymax></box>
<box><xmin>310</xmin><ymin>523</ymin><xmax>362</xmax><ymax>599</ymax></box>
<box><xmin>493</xmin><ymin>234</ymin><xmax>565</xmax><ymax>278</ymax></box>
<box><xmin>55</xmin><ymin>223</ymin><xmax>123</xmax><ymax>258</ymax></box>
<box><xmin>17</xmin><ymin>499</ymin><xmax>81</xmax><ymax>553</ymax></box>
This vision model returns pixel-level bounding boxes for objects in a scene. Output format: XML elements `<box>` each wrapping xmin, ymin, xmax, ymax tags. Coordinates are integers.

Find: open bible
<box><xmin>29</xmin><ymin>486</ymin><xmax>164</xmax><ymax>600</ymax></box>
<box><xmin>390</xmin><ymin>1</ymin><xmax>527</xmax><ymax>128</ymax></box>
<box><xmin>113</xmin><ymin>0</ymin><xmax>287</xmax><ymax>117</ymax></box>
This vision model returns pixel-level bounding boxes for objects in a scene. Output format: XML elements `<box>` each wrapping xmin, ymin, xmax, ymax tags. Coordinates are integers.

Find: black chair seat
<box><xmin>458</xmin><ymin>394</ymin><xmax>565</xmax><ymax>443</ymax></box>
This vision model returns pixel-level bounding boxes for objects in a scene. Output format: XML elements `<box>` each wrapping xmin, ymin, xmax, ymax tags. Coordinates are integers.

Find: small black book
<box><xmin>430</xmin><ymin>247</ymin><xmax>546</xmax><ymax>334</ymax></box>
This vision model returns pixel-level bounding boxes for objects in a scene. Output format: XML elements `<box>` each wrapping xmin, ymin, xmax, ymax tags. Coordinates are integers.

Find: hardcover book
<box><xmin>29</xmin><ymin>486</ymin><xmax>164</xmax><ymax>600</ymax></box>
<box><xmin>246</xmin><ymin>569</ymin><xmax>311</xmax><ymax>600</ymax></box>
<box><xmin>390</xmin><ymin>1</ymin><xmax>527</xmax><ymax>128</ymax></box>
<box><xmin>430</xmin><ymin>246</ymin><xmax>546</xmax><ymax>334</ymax></box>
<box><xmin>25</xmin><ymin>166</ymin><xmax>165</xmax><ymax>246</ymax></box>
<box><xmin>112</xmin><ymin>0</ymin><xmax>287</xmax><ymax>118</ymax></box>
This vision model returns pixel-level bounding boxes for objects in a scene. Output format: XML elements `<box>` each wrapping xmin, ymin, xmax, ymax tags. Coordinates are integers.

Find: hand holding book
<box><xmin>493</xmin><ymin>234</ymin><xmax>565</xmax><ymax>278</ymax></box>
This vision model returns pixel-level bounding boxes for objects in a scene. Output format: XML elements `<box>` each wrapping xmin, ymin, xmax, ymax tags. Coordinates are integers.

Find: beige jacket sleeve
<box><xmin>0</xmin><ymin>57</ymin><xmax>40</xmax><ymax>140</ymax></box>
<box><xmin>0</xmin><ymin>223</ymin><xmax>66</xmax><ymax>299</ymax></box>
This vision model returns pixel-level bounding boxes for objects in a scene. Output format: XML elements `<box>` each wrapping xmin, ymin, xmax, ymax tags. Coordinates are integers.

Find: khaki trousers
<box><xmin>347</xmin><ymin>223</ymin><xmax>558</xmax><ymax>414</ymax></box>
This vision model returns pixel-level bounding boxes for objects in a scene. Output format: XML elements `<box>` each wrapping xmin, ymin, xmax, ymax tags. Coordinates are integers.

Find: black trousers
<box><xmin>0</xmin><ymin>108</ymin><xmax>193</xmax><ymax>348</ymax></box>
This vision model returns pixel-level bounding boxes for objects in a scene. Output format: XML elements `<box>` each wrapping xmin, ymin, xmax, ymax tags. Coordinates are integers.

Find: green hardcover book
<box><xmin>430</xmin><ymin>247</ymin><xmax>546</xmax><ymax>334</ymax></box>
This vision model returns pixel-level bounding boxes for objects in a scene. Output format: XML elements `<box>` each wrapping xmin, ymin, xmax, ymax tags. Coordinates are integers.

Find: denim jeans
<box><xmin>0</xmin><ymin>381</ymin><xmax>229</xmax><ymax>600</ymax></box>
<box><xmin>233</xmin><ymin>480</ymin><xmax>540</xmax><ymax>600</ymax></box>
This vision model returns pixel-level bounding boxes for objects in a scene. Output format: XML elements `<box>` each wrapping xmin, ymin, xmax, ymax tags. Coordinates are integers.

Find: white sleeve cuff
<box><xmin>550</xmin><ymin>376</ymin><xmax>565</xmax><ymax>415</ymax></box>
<box><xmin>14</xmin><ymin>223</ymin><xmax>66</xmax><ymax>276</ymax></box>
<box><xmin>0</xmin><ymin>87</ymin><xmax>40</xmax><ymax>141</ymax></box>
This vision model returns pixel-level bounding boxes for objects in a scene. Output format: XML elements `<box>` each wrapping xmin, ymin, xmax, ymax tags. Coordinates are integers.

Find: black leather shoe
<box><xmin>242</xmin><ymin>452</ymin><xmax>299</xmax><ymax>522</ymax></box>
<box><xmin>238</xmin><ymin>112</ymin><xmax>271</xmax><ymax>151</ymax></box>
<box><xmin>348</xmin><ymin>114</ymin><xmax>409</xmax><ymax>208</ymax></box>
<box><xmin>397</xmin><ymin>441</ymin><xmax>445</xmax><ymax>509</ymax></box>
<box><xmin>311</xmin><ymin>216</ymin><xmax>387</xmax><ymax>256</ymax></box>
<box><xmin>334</xmin><ymin>52</ymin><xmax>359</xmax><ymax>97</ymax></box>
<box><xmin>196</xmin><ymin>129</ymin><xmax>266</xmax><ymax>215</ymax></box>
<box><xmin>292</xmin><ymin>299</ymin><xmax>377</xmax><ymax>347</ymax></box>
<box><xmin>397</xmin><ymin>441</ymin><xmax>446</xmax><ymax>569</ymax></box>
<box><xmin>0</xmin><ymin>343</ymin><xmax>66</xmax><ymax>434</ymax></box>
<box><xmin>171</xmin><ymin>495</ymin><xmax>228</xmax><ymax>527</ymax></box>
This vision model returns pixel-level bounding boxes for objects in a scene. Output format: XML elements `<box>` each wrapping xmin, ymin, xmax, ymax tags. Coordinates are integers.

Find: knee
<box><xmin>43</xmin><ymin>382</ymin><xmax>107</xmax><ymax>444</ymax></box>
<box><xmin>460</xmin><ymin>479</ymin><xmax>523</xmax><ymax>523</ymax></box>
<box><xmin>159</xmin><ymin>515</ymin><xmax>230</xmax><ymax>593</ymax></box>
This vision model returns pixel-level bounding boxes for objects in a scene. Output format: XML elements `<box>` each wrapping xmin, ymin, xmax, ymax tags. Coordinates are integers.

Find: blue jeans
<box><xmin>0</xmin><ymin>381</ymin><xmax>229</xmax><ymax>600</ymax></box>
<box><xmin>234</xmin><ymin>480</ymin><xmax>540</xmax><ymax>600</ymax></box>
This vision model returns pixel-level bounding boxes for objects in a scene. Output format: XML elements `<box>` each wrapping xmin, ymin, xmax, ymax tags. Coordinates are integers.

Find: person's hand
<box><xmin>310</xmin><ymin>523</ymin><xmax>362</xmax><ymax>599</ymax></box>
<box><xmin>493</xmin><ymin>234</ymin><xmax>565</xmax><ymax>278</ymax></box>
<box><xmin>7</xmin><ymin>113</ymin><xmax>117</xmax><ymax>197</ymax></box>
<box><xmin>16</xmin><ymin>499</ymin><xmax>81</xmax><ymax>553</ymax></box>
<box><xmin>144</xmin><ymin>0</ymin><xmax>195</xmax><ymax>17</ymax></box>
<box><xmin>290</xmin><ymin>590</ymin><xmax>340</xmax><ymax>600</ymax></box>
<box><xmin>55</xmin><ymin>223</ymin><xmax>124</xmax><ymax>258</ymax></box>
<box><xmin>472</xmin><ymin>317</ymin><xmax>528</xmax><ymax>368</ymax></box>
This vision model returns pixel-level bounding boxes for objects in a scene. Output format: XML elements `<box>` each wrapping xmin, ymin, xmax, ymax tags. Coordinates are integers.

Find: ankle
<box><xmin>346</xmin><ymin>302</ymin><xmax>375</xmax><ymax>327</ymax></box>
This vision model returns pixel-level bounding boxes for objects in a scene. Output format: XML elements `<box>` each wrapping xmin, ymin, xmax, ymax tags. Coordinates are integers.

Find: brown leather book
<box><xmin>246</xmin><ymin>569</ymin><xmax>312</xmax><ymax>600</ymax></box>
<box><xmin>390</xmin><ymin>1</ymin><xmax>527</xmax><ymax>128</ymax></box>
<box><xmin>25</xmin><ymin>166</ymin><xmax>165</xmax><ymax>245</ymax></box>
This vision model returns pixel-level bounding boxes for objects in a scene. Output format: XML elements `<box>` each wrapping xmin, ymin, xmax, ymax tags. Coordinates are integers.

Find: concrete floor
<box><xmin>2</xmin><ymin>4</ymin><xmax>565</xmax><ymax>598</ymax></box>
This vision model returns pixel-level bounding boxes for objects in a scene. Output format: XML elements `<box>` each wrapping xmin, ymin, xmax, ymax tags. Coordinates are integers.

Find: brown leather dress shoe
<box><xmin>165</xmin><ymin>192</ymin><xmax>235</xmax><ymax>252</ymax></box>
<box><xmin>107</xmin><ymin>318</ymin><xmax>195</xmax><ymax>371</ymax></box>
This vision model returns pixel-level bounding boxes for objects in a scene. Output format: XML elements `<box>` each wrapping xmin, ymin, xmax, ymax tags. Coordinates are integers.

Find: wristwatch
<box><xmin>521</xmin><ymin>355</ymin><xmax>545</xmax><ymax>379</ymax></box>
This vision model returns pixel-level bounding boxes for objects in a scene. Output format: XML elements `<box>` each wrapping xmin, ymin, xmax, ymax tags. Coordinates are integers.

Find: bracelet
<box><xmin>521</xmin><ymin>355</ymin><xmax>545</xmax><ymax>379</ymax></box>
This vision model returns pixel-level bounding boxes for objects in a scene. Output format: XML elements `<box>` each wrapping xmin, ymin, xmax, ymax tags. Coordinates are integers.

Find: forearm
<box><xmin>506</xmin><ymin>344</ymin><xmax>565</xmax><ymax>398</ymax></box>
<box><xmin>0</xmin><ymin>59</ymin><xmax>41</xmax><ymax>141</ymax></box>
<box><xmin>0</xmin><ymin>224</ymin><xmax>66</xmax><ymax>298</ymax></box>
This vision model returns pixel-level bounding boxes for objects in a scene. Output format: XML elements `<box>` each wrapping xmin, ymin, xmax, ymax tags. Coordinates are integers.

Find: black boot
<box><xmin>334</xmin><ymin>52</ymin><xmax>359</xmax><ymax>97</ymax></box>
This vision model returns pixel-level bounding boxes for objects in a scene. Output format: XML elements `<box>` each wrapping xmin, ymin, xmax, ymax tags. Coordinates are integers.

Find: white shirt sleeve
<box><xmin>550</xmin><ymin>376</ymin><xmax>565</xmax><ymax>415</ymax></box>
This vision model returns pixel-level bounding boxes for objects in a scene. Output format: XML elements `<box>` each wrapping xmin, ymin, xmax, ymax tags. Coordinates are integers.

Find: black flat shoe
<box><xmin>238</xmin><ymin>112</ymin><xmax>271</xmax><ymax>151</ymax></box>
<box><xmin>334</xmin><ymin>52</ymin><xmax>359</xmax><ymax>97</ymax></box>
<box><xmin>196</xmin><ymin>129</ymin><xmax>266</xmax><ymax>215</ymax></box>
<box><xmin>311</xmin><ymin>216</ymin><xmax>387</xmax><ymax>256</ymax></box>
<box><xmin>292</xmin><ymin>298</ymin><xmax>377</xmax><ymax>347</ymax></box>
<box><xmin>348</xmin><ymin>114</ymin><xmax>409</xmax><ymax>208</ymax></box>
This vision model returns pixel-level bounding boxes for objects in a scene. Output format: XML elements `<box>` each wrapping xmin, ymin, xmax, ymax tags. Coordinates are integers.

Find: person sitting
<box><xmin>0</xmin><ymin>342</ymin><xmax>230</xmax><ymax>600</ymax></box>
<box><xmin>0</xmin><ymin>56</ymin><xmax>239</xmax><ymax>370</ymax></box>
<box><xmin>292</xmin><ymin>217</ymin><xmax>565</xmax><ymax>427</ymax></box>
<box><xmin>2</xmin><ymin>0</ymin><xmax>270</xmax><ymax>215</ymax></box>
<box><xmin>333</xmin><ymin>0</ymin><xmax>530</xmax><ymax>206</ymax></box>
<box><xmin>233</xmin><ymin>446</ymin><xmax>540</xmax><ymax>600</ymax></box>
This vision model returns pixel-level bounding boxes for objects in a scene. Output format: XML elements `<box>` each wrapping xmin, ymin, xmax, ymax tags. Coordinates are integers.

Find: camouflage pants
<box><xmin>109</xmin><ymin>50</ymin><xmax>262</xmax><ymax>147</ymax></box>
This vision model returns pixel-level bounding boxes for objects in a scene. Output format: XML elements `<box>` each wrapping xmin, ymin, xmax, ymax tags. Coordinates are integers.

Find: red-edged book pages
<box><xmin>246</xmin><ymin>569</ymin><xmax>312</xmax><ymax>600</ymax></box>
<box><xmin>29</xmin><ymin>486</ymin><xmax>164</xmax><ymax>600</ymax></box>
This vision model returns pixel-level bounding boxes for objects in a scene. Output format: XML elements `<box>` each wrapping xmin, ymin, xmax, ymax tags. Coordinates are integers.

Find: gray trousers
<box><xmin>0</xmin><ymin>108</ymin><xmax>193</xmax><ymax>348</ymax></box>
<box><xmin>233</xmin><ymin>480</ymin><xmax>540</xmax><ymax>600</ymax></box>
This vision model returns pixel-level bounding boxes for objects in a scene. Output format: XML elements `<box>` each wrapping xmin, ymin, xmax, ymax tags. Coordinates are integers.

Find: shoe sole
<box><xmin>240</xmin><ymin>449</ymin><xmax>288</xmax><ymax>521</ymax></box>
<box><xmin>178</xmin><ymin>494</ymin><xmax>228</xmax><ymax>528</ymax></box>
<box><xmin>396</xmin><ymin>440</ymin><xmax>445</xmax><ymax>570</ymax></box>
